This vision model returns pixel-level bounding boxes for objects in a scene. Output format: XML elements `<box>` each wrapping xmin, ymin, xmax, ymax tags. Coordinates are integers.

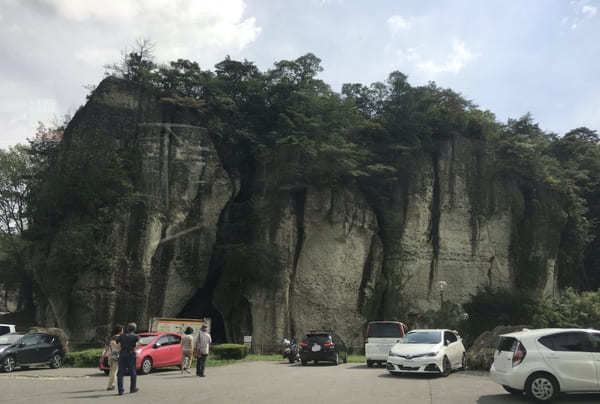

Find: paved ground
<box><xmin>1</xmin><ymin>362</ymin><xmax>599</xmax><ymax>403</ymax></box>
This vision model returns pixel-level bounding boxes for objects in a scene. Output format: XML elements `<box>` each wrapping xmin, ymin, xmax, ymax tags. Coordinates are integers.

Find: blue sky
<box><xmin>1</xmin><ymin>0</ymin><xmax>599</xmax><ymax>148</ymax></box>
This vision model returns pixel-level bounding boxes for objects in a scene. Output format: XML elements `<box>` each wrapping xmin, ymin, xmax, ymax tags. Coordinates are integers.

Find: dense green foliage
<box><xmin>211</xmin><ymin>343</ymin><xmax>249</xmax><ymax>359</ymax></box>
<box><xmin>63</xmin><ymin>348</ymin><xmax>103</xmax><ymax>367</ymax></box>
<box><xmin>459</xmin><ymin>287</ymin><xmax>600</xmax><ymax>347</ymax></box>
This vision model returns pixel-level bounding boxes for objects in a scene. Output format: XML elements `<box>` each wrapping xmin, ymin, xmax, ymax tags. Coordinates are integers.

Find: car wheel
<box><xmin>461</xmin><ymin>353</ymin><xmax>467</xmax><ymax>370</ymax></box>
<box><xmin>367</xmin><ymin>360</ymin><xmax>373</xmax><ymax>368</ymax></box>
<box><xmin>314</xmin><ymin>360</ymin><xmax>318</xmax><ymax>365</ymax></box>
<box><xmin>343</xmin><ymin>353</ymin><xmax>348</xmax><ymax>364</ymax></box>
<box><xmin>526</xmin><ymin>373</ymin><xmax>559</xmax><ymax>402</ymax></box>
<box><xmin>503</xmin><ymin>385</ymin><xmax>523</xmax><ymax>395</ymax></box>
<box><xmin>50</xmin><ymin>353</ymin><xmax>62</xmax><ymax>369</ymax></box>
<box><xmin>301</xmin><ymin>360</ymin><xmax>307</xmax><ymax>366</ymax></box>
<box><xmin>103</xmin><ymin>369</ymin><xmax>110</xmax><ymax>376</ymax></box>
<box><xmin>288</xmin><ymin>355</ymin><xmax>295</xmax><ymax>364</ymax></box>
<box><xmin>140</xmin><ymin>357</ymin><xmax>153</xmax><ymax>375</ymax></box>
<box><xmin>334</xmin><ymin>353</ymin><xmax>339</xmax><ymax>365</ymax></box>
<box><xmin>3</xmin><ymin>356</ymin><xmax>16</xmax><ymax>373</ymax></box>
<box><xmin>441</xmin><ymin>356</ymin><xmax>451</xmax><ymax>377</ymax></box>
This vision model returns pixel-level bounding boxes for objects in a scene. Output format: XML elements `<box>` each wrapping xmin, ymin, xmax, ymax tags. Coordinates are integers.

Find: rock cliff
<box><xmin>30</xmin><ymin>77</ymin><xmax>563</xmax><ymax>348</ymax></box>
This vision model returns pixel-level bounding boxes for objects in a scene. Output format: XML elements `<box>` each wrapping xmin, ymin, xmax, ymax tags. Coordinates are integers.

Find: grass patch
<box><xmin>348</xmin><ymin>355</ymin><xmax>365</xmax><ymax>363</ymax></box>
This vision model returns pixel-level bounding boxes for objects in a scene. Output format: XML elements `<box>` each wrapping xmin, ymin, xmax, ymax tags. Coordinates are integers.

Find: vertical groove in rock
<box><xmin>428</xmin><ymin>152</ymin><xmax>441</xmax><ymax>294</ymax></box>
<box><xmin>288</xmin><ymin>189</ymin><xmax>306</xmax><ymax>338</ymax></box>
<box><xmin>357</xmin><ymin>234</ymin><xmax>377</xmax><ymax>310</ymax></box>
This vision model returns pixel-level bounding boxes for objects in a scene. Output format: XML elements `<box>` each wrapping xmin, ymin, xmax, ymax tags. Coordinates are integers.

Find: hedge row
<box><xmin>211</xmin><ymin>344</ymin><xmax>249</xmax><ymax>359</ymax></box>
<box><xmin>63</xmin><ymin>348</ymin><xmax>103</xmax><ymax>367</ymax></box>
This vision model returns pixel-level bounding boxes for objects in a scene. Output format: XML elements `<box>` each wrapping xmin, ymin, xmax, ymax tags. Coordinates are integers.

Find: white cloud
<box><xmin>41</xmin><ymin>0</ymin><xmax>261</xmax><ymax>61</ymax></box>
<box><xmin>387</xmin><ymin>15</ymin><xmax>412</xmax><ymax>34</ymax></box>
<box><xmin>582</xmin><ymin>5</ymin><xmax>597</xmax><ymax>18</ymax></box>
<box><xmin>416</xmin><ymin>40</ymin><xmax>475</xmax><ymax>74</ymax></box>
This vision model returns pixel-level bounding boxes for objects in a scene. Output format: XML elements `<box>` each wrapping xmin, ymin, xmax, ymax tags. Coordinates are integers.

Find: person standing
<box><xmin>180</xmin><ymin>326</ymin><xmax>194</xmax><ymax>374</ymax></box>
<box><xmin>116</xmin><ymin>322</ymin><xmax>141</xmax><ymax>395</ymax></box>
<box><xmin>106</xmin><ymin>325</ymin><xmax>123</xmax><ymax>391</ymax></box>
<box><xmin>194</xmin><ymin>324</ymin><xmax>211</xmax><ymax>377</ymax></box>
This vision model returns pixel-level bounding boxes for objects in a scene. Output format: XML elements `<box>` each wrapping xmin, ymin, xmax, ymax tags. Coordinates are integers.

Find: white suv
<box><xmin>490</xmin><ymin>328</ymin><xmax>600</xmax><ymax>401</ymax></box>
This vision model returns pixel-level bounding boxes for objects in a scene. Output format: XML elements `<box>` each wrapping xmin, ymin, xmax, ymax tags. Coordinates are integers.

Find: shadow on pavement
<box><xmin>477</xmin><ymin>393</ymin><xmax>600</xmax><ymax>403</ymax></box>
<box><xmin>346</xmin><ymin>364</ymin><xmax>387</xmax><ymax>370</ymax></box>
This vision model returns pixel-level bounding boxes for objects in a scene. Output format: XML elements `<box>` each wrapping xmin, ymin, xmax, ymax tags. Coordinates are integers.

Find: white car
<box><xmin>490</xmin><ymin>328</ymin><xmax>600</xmax><ymax>402</ymax></box>
<box><xmin>387</xmin><ymin>329</ymin><xmax>466</xmax><ymax>376</ymax></box>
<box><xmin>365</xmin><ymin>321</ymin><xmax>406</xmax><ymax>367</ymax></box>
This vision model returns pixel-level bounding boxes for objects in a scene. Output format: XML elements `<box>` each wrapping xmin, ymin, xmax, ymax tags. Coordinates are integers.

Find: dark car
<box><xmin>0</xmin><ymin>332</ymin><xmax>64</xmax><ymax>372</ymax></box>
<box><xmin>299</xmin><ymin>331</ymin><xmax>348</xmax><ymax>365</ymax></box>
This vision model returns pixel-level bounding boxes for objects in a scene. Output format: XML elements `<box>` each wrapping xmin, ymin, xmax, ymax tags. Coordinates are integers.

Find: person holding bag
<box><xmin>106</xmin><ymin>325</ymin><xmax>123</xmax><ymax>391</ymax></box>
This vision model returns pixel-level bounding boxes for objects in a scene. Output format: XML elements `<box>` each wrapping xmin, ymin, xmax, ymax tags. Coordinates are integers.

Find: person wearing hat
<box><xmin>194</xmin><ymin>324</ymin><xmax>212</xmax><ymax>377</ymax></box>
<box><xmin>180</xmin><ymin>327</ymin><xmax>194</xmax><ymax>374</ymax></box>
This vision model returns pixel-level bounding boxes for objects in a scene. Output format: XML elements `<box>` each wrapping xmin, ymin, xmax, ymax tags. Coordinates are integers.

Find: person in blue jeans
<box><xmin>116</xmin><ymin>322</ymin><xmax>141</xmax><ymax>395</ymax></box>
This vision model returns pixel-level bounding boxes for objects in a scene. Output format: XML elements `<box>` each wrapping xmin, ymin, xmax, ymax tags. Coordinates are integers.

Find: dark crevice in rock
<box><xmin>288</xmin><ymin>188</ymin><xmax>306</xmax><ymax>338</ymax></box>
<box><xmin>487</xmin><ymin>256</ymin><xmax>495</xmax><ymax>287</ymax></box>
<box><xmin>448</xmin><ymin>135</ymin><xmax>456</xmax><ymax>209</ymax></box>
<box><xmin>357</xmin><ymin>234</ymin><xmax>378</xmax><ymax>311</ymax></box>
<box><xmin>428</xmin><ymin>152</ymin><xmax>441</xmax><ymax>294</ymax></box>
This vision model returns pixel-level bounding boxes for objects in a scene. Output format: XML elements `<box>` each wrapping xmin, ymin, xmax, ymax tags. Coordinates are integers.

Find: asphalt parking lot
<box><xmin>1</xmin><ymin>361</ymin><xmax>599</xmax><ymax>404</ymax></box>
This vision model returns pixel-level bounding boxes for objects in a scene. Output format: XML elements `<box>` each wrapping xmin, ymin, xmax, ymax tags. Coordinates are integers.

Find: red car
<box><xmin>99</xmin><ymin>332</ymin><xmax>182</xmax><ymax>375</ymax></box>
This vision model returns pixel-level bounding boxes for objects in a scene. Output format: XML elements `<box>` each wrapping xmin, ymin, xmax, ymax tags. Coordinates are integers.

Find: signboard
<box><xmin>243</xmin><ymin>335</ymin><xmax>252</xmax><ymax>347</ymax></box>
<box><xmin>149</xmin><ymin>317</ymin><xmax>211</xmax><ymax>336</ymax></box>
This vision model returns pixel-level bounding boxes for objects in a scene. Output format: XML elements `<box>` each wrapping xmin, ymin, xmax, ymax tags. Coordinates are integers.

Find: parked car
<box><xmin>0</xmin><ymin>332</ymin><xmax>64</xmax><ymax>372</ymax></box>
<box><xmin>387</xmin><ymin>329</ymin><xmax>466</xmax><ymax>376</ymax></box>
<box><xmin>299</xmin><ymin>331</ymin><xmax>348</xmax><ymax>365</ymax></box>
<box><xmin>365</xmin><ymin>321</ymin><xmax>406</xmax><ymax>367</ymax></box>
<box><xmin>99</xmin><ymin>332</ymin><xmax>182</xmax><ymax>375</ymax></box>
<box><xmin>0</xmin><ymin>324</ymin><xmax>16</xmax><ymax>336</ymax></box>
<box><xmin>490</xmin><ymin>328</ymin><xmax>600</xmax><ymax>402</ymax></box>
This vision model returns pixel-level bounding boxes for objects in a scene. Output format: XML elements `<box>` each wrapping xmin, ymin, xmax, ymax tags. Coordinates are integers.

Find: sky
<box><xmin>1</xmin><ymin>0</ymin><xmax>599</xmax><ymax>149</ymax></box>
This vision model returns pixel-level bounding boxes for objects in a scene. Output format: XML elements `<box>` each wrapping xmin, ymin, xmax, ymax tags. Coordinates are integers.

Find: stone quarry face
<box><xmin>30</xmin><ymin>77</ymin><xmax>562</xmax><ymax>348</ymax></box>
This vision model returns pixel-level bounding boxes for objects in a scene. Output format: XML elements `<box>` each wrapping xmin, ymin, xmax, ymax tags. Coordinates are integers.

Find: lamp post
<box><xmin>438</xmin><ymin>280</ymin><xmax>447</xmax><ymax>308</ymax></box>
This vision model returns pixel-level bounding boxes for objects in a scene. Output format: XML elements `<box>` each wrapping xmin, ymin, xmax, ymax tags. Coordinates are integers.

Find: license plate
<box><xmin>312</xmin><ymin>344</ymin><xmax>321</xmax><ymax>352</ymax></box>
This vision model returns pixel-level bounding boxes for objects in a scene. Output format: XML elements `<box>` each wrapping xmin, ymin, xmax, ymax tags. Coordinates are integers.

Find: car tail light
<box><xmin>324</xmin><ymin>342</ymin><xmax>334</xmax><ymax>348</ymax></box>
<box><xmin>512</xmin><ymin>342</ymin><xmax>526</xmax><ymax>367</ymax></box>
<box><xmin>300</xmin><ymin>342</ymin><xmax>308</xmax><ymax>349</ymax></box>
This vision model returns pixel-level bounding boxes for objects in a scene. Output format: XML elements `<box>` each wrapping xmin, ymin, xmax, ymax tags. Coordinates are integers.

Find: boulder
<box><xmin>466</xmin><ymin>325</ymin><xmax>530</xmax><ymax>370</ymax></box>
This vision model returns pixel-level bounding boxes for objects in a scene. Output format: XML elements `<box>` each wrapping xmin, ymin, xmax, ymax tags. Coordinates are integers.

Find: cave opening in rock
<box><xmin>178</xmin><ymin>286</ymin><xmax>226</xmax><ymax>343</ymax></box>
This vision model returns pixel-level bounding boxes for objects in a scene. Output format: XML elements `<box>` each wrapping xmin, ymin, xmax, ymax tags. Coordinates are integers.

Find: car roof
<box><xmin>139</xmin><ymin>332</ymin><xmax>178</xmax><ymax>337</ymax></box>
<box><xmin>408</xmin><ymin>329</ymin><xmax>449</xmax><ymax>333</ymax></box>
<box><xmin>501</xmin><ymin>328</ymin><xmax>600</xmax><ymax>338</ymax></box>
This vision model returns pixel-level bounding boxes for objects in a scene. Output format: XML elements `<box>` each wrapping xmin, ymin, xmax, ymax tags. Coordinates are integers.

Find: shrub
<box><xmin>212</xmin><ymin>344</ymin><xmax>249</xmax><ymax>360</ymax></box>
<box><xmin>63</xmin><ymin>348</ymin><xmax>103</xmax><ymax>367</ymax></box>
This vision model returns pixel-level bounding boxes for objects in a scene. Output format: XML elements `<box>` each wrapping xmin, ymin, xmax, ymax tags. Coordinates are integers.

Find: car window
<box><xmin>538</xmin><ymin>332</ymin><xmax>590</xmax><ymax>352</ymax></box>
<box><xmin>139</xmin><ymin>335</ymin><xmax>155</xmax><ymax>346</ymax></box>
<box><xmin>402</xmin><ymin>331</ymin><xmax>441</xmax><ymax>344</ymax></box>
<box><xmin>21</xmin><ymin>334</ymin><xmax>42</xmax><ymax>346</ymax></box>
<box><xmin>304</xmin><ymin>334</ymin><xmax>330</xmax><ymax>345</ymax></box>
<box><xmin>168</xmin><ymin>334</ymin><xmax>181</xmax><ymax>345</ymax></box>
<box><xmin>156</xmin><ymin>336</ymin><xmax>170</xmax><ymax>346</ymax></box>
<box><xmin>0</xmin><ymin>326</ymin><xmax>10</xmax><ymax>335</ymax></box>
<box><xmin>0</xmin><ymin>333</ymin><xmax>21</xmax><ymax>345</ymax></box>
<box><xmin>589</xmin><ymin>333</ymin><xmax>600</xmax><ymax>353</ymax></box>
<box><xmin>40</xmin><ymin>334</ymin><xmax>53</xmax><ymax>344</ymax></box>
<box><xmin>497</xmin><ymin>337</ymin><xmax>518</xmax><ymax>352</ymax></box>
<box><xmin>444</xmin><ymin>332</ymin><xmax>458</xmax><ymax>344</ymax></box>
<box><xmin>367</xmin><ymin>322</ymin><xmax>404</xmax><ymax>338</ymax></box>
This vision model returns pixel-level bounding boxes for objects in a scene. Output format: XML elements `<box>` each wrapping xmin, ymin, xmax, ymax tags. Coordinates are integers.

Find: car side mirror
<box><xmin>154</xmin><ymin>343</ymin><xmax>161</xmax><ymax>348</ymax></box>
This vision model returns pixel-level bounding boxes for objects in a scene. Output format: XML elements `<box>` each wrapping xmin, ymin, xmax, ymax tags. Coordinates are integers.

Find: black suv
<box><xmin>299</xmin><ymin>331</ymin><xmax>348</xmax><ymax>365</ymax></box>
<box><xmin>0</xmin><ymin>333</ymin><xmax>64</xmax><ymax>372</ymax></box>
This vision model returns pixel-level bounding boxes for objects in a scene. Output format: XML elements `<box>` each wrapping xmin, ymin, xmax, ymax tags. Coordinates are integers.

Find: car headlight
<box><xmin>135</xmin><ymin>349</ymin><xmax>142</xmax><ymax>355</ymax></box>
<box><xmin>424</xmin><ymin>352</ymin><xmax>438</xmax><ymax>357</ymax></box>
<box><xmin>388</xmin><ymin>351</ymin><xmax>401</xmax><ymax>357</ymax></box>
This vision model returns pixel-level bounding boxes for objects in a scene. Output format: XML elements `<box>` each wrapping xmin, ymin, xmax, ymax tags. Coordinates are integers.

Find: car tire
<box><xmin>288</xmin><ymin>355</ymin><xmax>295</xmax><ymax>364</ymax></box>
<box><xmin>334</xmin><ymin>353</ymin><xmax>339</xmax><ymax>365</ymax></box>
<box><xmin>461</xmin><ymin>353</ymin><xmax>467</xmax><ymax>370</ymax></box>
<box><xmin>140</xmin><ymin>357</ymin><xmax>153</xmax><ymax>375</ymax></box>
<box><xmin>2</xmin><ymin>356</ymin><xmax>16</xmax><ymax>373</ymax></box>
<box><xmin>50</xmin><ymin>353</ymin><xmax>62</xmax><ymax>369</ymax></box>
<box><xmin>301</xmin><ymin>360</ymin><xmax>307</xmax><ymax>366</ymax></box>
<box><xmin>367</xmin><ymin>360</ymin><xmax>373</xmax><ymax>368</ymax></box>
<box><xmin>503</xmin><ymin>385</ymin><xmax>523</xmax><ymax>395</ymax></box>
<box><xmin>526</xmin><ymin>372</ymin><xmax>559</xmax><ymax>402</ymax></box>
<box><xmin>343</xmin><ymin>354</ymin><xmax>348</xmax><ymax>364</ymax></box>
<box><xmin>441</xmin><ymin>356</ymin><xmax>451</xmax><ymax>377</ymax></box>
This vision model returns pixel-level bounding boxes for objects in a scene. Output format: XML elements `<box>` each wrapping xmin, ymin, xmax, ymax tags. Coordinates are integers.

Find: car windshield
<box><xmin>368</xmin><ymin>323</ymin><xmax>403</xmax><ymax>338</ymax></box>
<box><xmin>304</xmin><ymin>333</ymin><xmax>330</xmax><ymax>344</ymax></box>
<box><xmin>0</xmin><ymin>333</ymin><xmax>21</xmax><ymax>345</ymax></box>
<box><xmin>402</xmin><ymin>331</ymin><xmax>441</xmax><ymax>344</ymax></box>
<box><xmin>139</xmin><ymin>336</ymin><xmax>156</xmax><ymax>346</ymax></box>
